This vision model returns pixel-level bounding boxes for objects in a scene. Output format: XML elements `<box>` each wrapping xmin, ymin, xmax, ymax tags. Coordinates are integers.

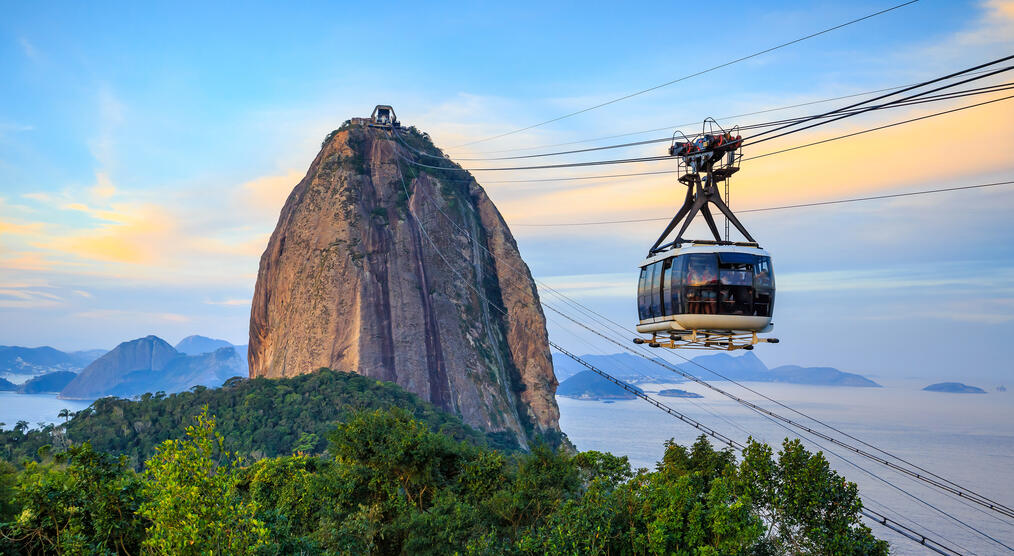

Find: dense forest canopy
<box><xmin>0</xmin><ymin>369</ymin><xmax>525</xmax><ymax>468</ymax></box>
<box><xmin>0</xmin><ymin>407</ymin><xmax>887</xmax><ymax>554</ymax></box>
<box><xmin>0</xmin><ymin>368</ymin><xmax>888</xmax><ymax>554</ymax></box>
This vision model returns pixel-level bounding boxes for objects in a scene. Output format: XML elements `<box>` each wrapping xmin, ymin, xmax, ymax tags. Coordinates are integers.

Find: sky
<box><xmin>1</xmin><ymin>1</ymin><xmax>1013</xmax><ymax>383</ymax></box>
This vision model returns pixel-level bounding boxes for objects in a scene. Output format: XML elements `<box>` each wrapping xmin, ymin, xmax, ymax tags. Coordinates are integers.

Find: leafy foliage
<box><xmin>1</xmin><ymin>443</ymin><xmax>145</xmax><ymax>554</ymax></box>
<box><xmin>0</xmin><ymin>376</ymin><xmax>888</xmax><ymax>554</ymax></box>
<box><xmin>0</xmin><ymin>369</ymin><xmax>518</xmax><ymax>468</ymax></box>
<box><xmin>140</xmin><ymin>408</ymin><xmax>269</xmax><ymax>555</ymax></box>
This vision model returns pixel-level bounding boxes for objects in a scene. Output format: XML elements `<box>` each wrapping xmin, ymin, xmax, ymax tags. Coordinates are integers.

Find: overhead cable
<box><xmin>446</xmin><ymin>80</ymin><xmax>1014</xmax><ymax>162</ymax></box>
<box><xmin>407</xmin><ymin>79</ymin><xmax>1014</xmax><ymax>173</ymax></box>
<box><xmin>450</xmin><ymin>1</ymin><xmax>920</xmax><ymax>148</ymax></box>
<box><xmin>511</xmin><ymin>180</ymin><xmax>1014</xmax><ymax>227</ymax></box>
<box><xmin>447</xmin><ymin>67</ymin><xmax>1005</xmax><ymax>157</ymax></box>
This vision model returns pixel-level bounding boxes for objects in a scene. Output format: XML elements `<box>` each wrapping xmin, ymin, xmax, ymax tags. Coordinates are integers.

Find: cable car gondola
<box><xmin>634</xmin><ymin>119</ymin><xmax>778</xmax><ymax>351</ymax></box>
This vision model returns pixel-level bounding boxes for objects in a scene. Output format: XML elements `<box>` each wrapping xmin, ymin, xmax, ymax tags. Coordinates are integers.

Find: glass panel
<box><xmin>685</xmin><ymin>254</ymin><xmax>718</xmax><ymax>286</ymax></box>
<box><xmin>752</xmin><ymin>256</ymin><xmax>774</xmax><ymax>317</ymax></box>
<box><xmin>661</xmin><ymin>258</ymin><xmax>673</xmax><ymax>316</ymax></box>
<box><xmin>637</xmin><ymin>266</ymin><xmax>649</xmax><ymax>320</ymax></box>
<box><xmin>685</xmin><ymin>254</ymin><xmax>718</xmax><ymax>315</ymax></box>
<box><xmin>720</xmin><ymin>268</ymin><xmax>753</xmax><ymax>286</ymax></box>
<box><xmin>650</xmin><ymin>262</ymin><xmax>663</xmax><ymax>317</ymax></box>
<box><xmin>753</xmin><ymin>292</ymin><xmax>772</xmax><ymax>317</ymax></box>
<box><xmin>670</xmin><ymin>256</ymin><xmax>684</xmax><ymax>315</ymax></box>
<box><xmin>754</xmin><ymin>256</ymin><xmax>773</xmax><ymax>288</ymax></box>
<box><xmin>718</xmin><ymin>252</ymin><xmax>756</xmax><ymax>264</ymax></box>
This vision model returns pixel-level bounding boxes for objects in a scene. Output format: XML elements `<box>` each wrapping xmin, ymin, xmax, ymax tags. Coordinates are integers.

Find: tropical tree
<box><xmin>736</xmin><ymin>438</ymin><xmax>889</xmax><ymax>555</ymax></box>
<box><xmin>1</xmin><ymin>443</ymin><xmax>145</xmax><ymax>554</ymax></box>
<box><xmin>139</xmin><ymin>408</ymin><xmax>270</xmax><ymax>555</ymax></box>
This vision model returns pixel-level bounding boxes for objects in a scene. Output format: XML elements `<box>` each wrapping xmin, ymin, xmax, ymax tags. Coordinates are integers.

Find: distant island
<box><xmin>557</xmin><ymin>370</ymin><xmax>641</xmax><ymax>400</ymax></box>
<box><xmin>657</xmin><ymin>389</ymin><xmax>704</xmax><ymax>399</ymax></box>
<box><xmin>17</xmin><ymin>371</ymin><xmax>77</xmax><ymax>394</ymax></box>
<box><xmin>551</xmin><ymin>351</ymin><xmax>881</xmax><ymax>387</ymax></box>
<box><xmin>923</xmin><ymin>382</ymin><xmax>986</xmax><ymax>394</ymax></box>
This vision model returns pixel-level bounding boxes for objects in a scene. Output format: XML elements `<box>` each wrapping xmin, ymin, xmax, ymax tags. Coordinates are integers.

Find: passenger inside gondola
<box><xmin>685</xmin><ymin>255</ymin><xmax>718</xmax><ymax>314</ymax></box>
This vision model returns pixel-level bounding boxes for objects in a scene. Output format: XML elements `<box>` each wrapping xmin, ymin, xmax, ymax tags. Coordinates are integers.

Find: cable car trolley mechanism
<box><xmin>635</xmin><ymin>119</ymin><xmax>779</xmax><ymax>351</ymax></box>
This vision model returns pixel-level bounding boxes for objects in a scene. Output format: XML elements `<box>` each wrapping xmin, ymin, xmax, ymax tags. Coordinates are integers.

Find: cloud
<box><xmin>0</xmin><ymin>122</ymin><xmax>34</xmax><ymax>140</ymax></box>
<box><xmin>39</xmin><ymin>203</ymin><xmax>174</xmax><ymax>264</ymax></box>
<box><xmin>949</xmin><ymin>0</ymin><xmax>1014</xmax><ymax>47</ymax></box>
<box><xmin>90</xmin><ymin>172</ymin><xmax>117</xmax><ymax>199</ymax></box>
<box><xmin>87</xmin><ymin>86</ymin><xmax>125</xmax><ymax>170</ymax></box>
<box><xmin>0</xmin><ymin>219</ymin><xmax>44</xmax><ymax>236</ymax></box>
<box><xmin>204</xmin><ymin>298</ymin><xmax>251</xmax><ymax>306</ymax></box>
<box><xmin>18</xmin><ymin>37</ymin><xmax>40</xmax><ymax>62</ymax></box>
<box><xmin>70</xmin><ymin>309</ymin><xmax>190</xmax><ymax>323</ymax></box>
<box><xmin>0</xmin><ymin>286</ymin><xmax>63</xmax><ymax>308</ymax></box>
<box><xmin>536</xmin><ymin>272</ymin><xmax>633</xmax><ymax>299</ymax></box>
<box><xmin>21</xmin><ymin>192</ymin><xmax>56</xmax><ymax>203</ymax></box>
<box><xmin>778</xmin><ymin>266</ymin><xmax>1014</xmax><ymax>293</ymax></box>
<box><xmin>861</xmin><ymin>298</ymin><xmax>1014</xmax><ymax>325</ymax></box>
<box><xmin>0</xmin><ymin>252</ymin><xmax>57</xmax><ymax>271</ymax></box>
<box><xmin>237</xmin><ymin>170</ymin><xmax>304</xmax><ymax>219</ymax></box>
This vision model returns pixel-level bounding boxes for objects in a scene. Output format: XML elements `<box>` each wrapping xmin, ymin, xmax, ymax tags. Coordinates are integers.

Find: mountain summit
<box><xmin>249</xmin><ymin>117</ymin><xmax>560</xmax><ymax>446</ymax></box>
<box><xmin>60</xmin><ymin>335</ymin><xmax>245</xmax><ymax>399</ymax></box>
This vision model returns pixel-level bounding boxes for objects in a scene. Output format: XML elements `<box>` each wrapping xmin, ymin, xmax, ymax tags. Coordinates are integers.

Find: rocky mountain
<box><xmin>18</xmin><ymin>371</ymin><xmax>77</xmax><ymax>393</ymax></box>
<box><xmin>96</xmin><ymin>347</ymin><xmax>247</xmax><ymax>399</ymax></box>
<box><xmin>61</xmin><ymin>336</ymin><xmax>246</xmax><ymax>399</ymax></box>
<box><xmin>175</xmin><ymin>335</ymin><xmax>234</xmax><ymax>355</ymax></box>
<box><xmin>0</xmin><ymin>377</ymin><xmax>15</xmax><ymax>391</ymax></box>
<box><xmin>0</xmin><ymin>345</ymin><xmax>103</xmax><ymax>380</ymax></box>
<box><xmin>249</xmin><ymin>120</ymin><xmax>560</xmax><ymax>447</ymax></box>
<box><xmin>553</xmin><ymin>351</ymin><xmax>880</xmax><ymax>387</ymax></box>
<box><xmin>923</xmin><ymin>382</ymin><xmax>986</xmax><ymax>394</ymax></box>
<box><xmin>552</xmin><ymin>352</ymin><xmax>672</xmax><ymax>383</ymax></box>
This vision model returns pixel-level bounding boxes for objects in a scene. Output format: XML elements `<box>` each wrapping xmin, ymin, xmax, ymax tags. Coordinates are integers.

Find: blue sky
<box><xmin>2</xmin><ymin>1</ymin><xmax>1013</xmax><ymax>383</ymax></box>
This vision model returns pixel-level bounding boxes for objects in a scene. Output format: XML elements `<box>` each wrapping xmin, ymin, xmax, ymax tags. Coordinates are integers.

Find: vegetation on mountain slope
<box><xmin>0</xmin><ymin>405</ymin><xmax>886</xmax><ymax>555</ymax></box>
<box><xmin>1</xmin><ymin>369</ymin><xmax>521</xmax><ymax>469</ymax></box>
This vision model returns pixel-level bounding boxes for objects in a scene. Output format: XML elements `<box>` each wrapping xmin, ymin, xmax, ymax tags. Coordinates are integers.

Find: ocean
<box><xmin>559</xmin><ymin>377</ymin><xmax>1014</xmax><ymax>555</ymax></box>
<box><xmin>0</xmin><ymin>392</ymin><xmax>93</xmax><ymax>429</ymax></box>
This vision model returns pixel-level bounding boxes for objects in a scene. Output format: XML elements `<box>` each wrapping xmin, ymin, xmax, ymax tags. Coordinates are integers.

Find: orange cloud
<box><xmin>40</xmin><ymin>204</ymin><xmax>174</xmax><ymax>264</ymax></box>
<box><xmin>0</xmin><ymin>252</ymin><xmax>57</xmax><ymax>271</ymax></box>
<box><xmin>495</xmin><ymin>97</ymin><xmax>1014</xmax><ymax>231</ymax></box>
<box><xmin>238</xmin><ymin>170</ymin><xmax>303</xmax><ymax>218</ymax></box>
<box><xmin>60</xmin><ymin>202</ymin><xmax>134</xmax><ymax>224</ymax></box>
<box><xmin>734</xmin><ymin>97</ymin><xmax>1014</xmax><ymax>207</ymax></box>
<box><xmin>991</xmin><ymin>0</ymin><xmax>1014</xmax><ymax>20</ymax></box>
<box><xmin>0</xmin><ymin>220</ymin><xmax>44</xmax><ymax>236</ymax></box>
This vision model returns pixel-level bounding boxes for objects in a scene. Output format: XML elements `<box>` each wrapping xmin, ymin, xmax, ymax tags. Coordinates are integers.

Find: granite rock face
<box><xmin>248</xmin><ymin>123</ymin><xmax>560</xmax><ymax>446</ymax></box>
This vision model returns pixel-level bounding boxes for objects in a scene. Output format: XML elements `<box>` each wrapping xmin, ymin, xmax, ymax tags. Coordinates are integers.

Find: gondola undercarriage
<box><xmin>635</xmin><ymin>330</ymin><xmax>779</xmax><ymax>351</ymax></box>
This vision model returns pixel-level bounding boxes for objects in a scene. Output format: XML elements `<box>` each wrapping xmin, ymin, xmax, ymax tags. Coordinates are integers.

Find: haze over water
<box><xmin>559</xmin><ymin>378</ymin><xmax>1014</xmax><ymax>556</ymax></box>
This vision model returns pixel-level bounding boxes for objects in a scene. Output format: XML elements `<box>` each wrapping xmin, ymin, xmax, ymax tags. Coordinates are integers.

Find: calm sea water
<box><xmin>0</xmin><ymin>392</ymin><xmax>93</xmax><ymax>429</ymax></box>
<box><xmin>559</xmin><ymin>378</ymin><xmax>1014</xmax><ymax>556</ymax></box>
